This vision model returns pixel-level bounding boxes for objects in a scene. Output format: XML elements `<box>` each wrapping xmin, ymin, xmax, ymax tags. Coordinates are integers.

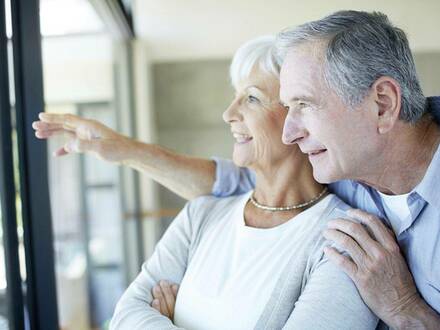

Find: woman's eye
<box><xmin>247</xmin><ymin>95</ymin><xmax>260</xmax><ymax>103</ymax></box>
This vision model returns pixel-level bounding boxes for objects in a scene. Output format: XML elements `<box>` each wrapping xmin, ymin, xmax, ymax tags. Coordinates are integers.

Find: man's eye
<box><xmin>296</xmin><ymin>102</ymin><xmax>311</xmax><ymax>111</ymax></box>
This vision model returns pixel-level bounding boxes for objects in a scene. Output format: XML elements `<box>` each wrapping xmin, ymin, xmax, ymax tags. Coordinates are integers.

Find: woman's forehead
<box><xmin>235</xmin><ymin>71</ymin><xmax>279</xmax><ymax>96</ymax></box>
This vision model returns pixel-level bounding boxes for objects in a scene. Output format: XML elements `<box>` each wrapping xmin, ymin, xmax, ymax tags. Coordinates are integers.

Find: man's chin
<box><xmin>312</xmin><ymin>168</ymin><xmax>339</xmax><ymax>184</ymax></box>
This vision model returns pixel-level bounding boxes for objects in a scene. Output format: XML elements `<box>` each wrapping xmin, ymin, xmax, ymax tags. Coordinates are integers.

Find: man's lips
<box><xmin>305</xmin><ymin>149</ymin><xmax>327</xmax><ymax>157</ymax></box>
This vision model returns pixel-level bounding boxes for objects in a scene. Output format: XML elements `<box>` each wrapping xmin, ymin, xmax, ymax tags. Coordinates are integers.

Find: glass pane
<box><xmin>0</xmin><ymin>210</ymin><xmax>10</xmax><ymax>328</ymax></box>
<box><xmin>87</xmin><ymin>189</ymin><xmax>123</xmax><ymax>266</ymax></box>
<box><xmin>40</xmin><ymin>2</ymin><xmax>133</xmax><ymax>329</ymax></box>
<box><xmin>40</xmin><ymin>0</ymin><xmax>105</xmax><ymax>37</ymax></box>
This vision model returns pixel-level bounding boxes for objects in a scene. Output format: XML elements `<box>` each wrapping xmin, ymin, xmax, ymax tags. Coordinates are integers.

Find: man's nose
<box><xmin>282</xmin><ymin>111</ymin><xmax>308</xmax><ymax>145</ymax></box>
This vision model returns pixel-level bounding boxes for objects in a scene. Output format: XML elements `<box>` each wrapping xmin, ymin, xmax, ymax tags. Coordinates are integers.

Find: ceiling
<box><xmin>132</xmin><ymin>0</ymin><xmax>440</xmax><ymax>62</ymax></box>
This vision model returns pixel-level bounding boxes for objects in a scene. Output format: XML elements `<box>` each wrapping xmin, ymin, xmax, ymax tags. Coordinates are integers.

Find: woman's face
<box><xmin>223</xmin><ymin>67</ymin><xmax>299</xmax><ymax>170</ymax></box>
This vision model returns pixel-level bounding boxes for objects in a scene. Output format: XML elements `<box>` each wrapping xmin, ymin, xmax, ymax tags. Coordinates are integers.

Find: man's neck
<box><xmin>362</xmin><ymin>117</ymin><xmax>440</xmax><ymax>195</ymax></box>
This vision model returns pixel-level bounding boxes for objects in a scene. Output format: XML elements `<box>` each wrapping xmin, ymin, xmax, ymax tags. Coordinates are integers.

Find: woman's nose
<box><xmin>222</xmin><ymin>97</ymin><xmax>242</xmax><ymax>123</ymax></box>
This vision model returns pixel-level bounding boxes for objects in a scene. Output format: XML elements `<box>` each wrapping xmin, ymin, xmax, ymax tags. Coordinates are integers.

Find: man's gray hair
<box><xmin>230</xmin><ymin>35</ymin><xmax>281</xmax><ymax>88</ymax></box>
<box><xmin>276</xmin><ymin>10</ymin><xmax>426</xmax><ymax>123</ymax></box>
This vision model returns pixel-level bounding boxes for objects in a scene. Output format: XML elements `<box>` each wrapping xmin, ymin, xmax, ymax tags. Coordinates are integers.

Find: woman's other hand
<box><xmin>151</xmin><ymin>280</ymin><xmax>179</xmax><ymax>321</ymax></box>
<box><xmin>32</xmin><ymin>112</ymin><xmax>133</xmax><ymax>164</ymax></box>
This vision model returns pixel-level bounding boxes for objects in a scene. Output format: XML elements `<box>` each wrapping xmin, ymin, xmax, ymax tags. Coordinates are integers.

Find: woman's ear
<box><xmin>372</xmin><ymin>76</ymin><xmax>402</xmax><ymax>134</ymax></box>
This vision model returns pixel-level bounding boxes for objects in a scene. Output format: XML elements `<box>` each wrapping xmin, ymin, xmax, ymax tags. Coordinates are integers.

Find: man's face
<box><xmin>279</xmin><ymin>44</ymin><xmax>381</xmax><ymax>183</ymax></box>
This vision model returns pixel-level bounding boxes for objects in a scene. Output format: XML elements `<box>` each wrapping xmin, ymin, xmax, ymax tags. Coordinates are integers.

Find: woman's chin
<box><xmin>232</xmin><ymin>154</ymin><xmax>253</xmax><ymax>168</ymax></box>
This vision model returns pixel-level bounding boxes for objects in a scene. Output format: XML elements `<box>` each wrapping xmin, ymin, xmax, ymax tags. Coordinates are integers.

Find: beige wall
<box><xmin>153</xmin><ymin>60</ymin><xmax>233</xmax><ymax>157</ymax></box>
<box><xmin>153</xmin><ymin>60</ymin><xmax>233</xmax><ymax>209</ymax></box>
<box><xmin>415</xmin><ymin>52</ymin><xmax>440</xmax><ymax>96</ymax></box>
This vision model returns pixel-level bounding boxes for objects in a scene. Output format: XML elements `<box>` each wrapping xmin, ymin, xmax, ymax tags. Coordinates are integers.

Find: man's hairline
<box><xmin>279</xmin><ymin>39</ymin><xmax>333</xmax><ymax>106</ymax></box>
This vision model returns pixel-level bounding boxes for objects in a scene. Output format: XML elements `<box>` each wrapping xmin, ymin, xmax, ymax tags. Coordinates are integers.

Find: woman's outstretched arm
<box><xmin>33</xmin><ymin>112</ymin><xmax>216</xmax><ymax>200</ymax></box>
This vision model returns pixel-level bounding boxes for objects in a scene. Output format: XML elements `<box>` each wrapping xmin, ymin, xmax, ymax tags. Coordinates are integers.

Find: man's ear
<box><xmin>371</xmin><ymin>76</ymin><xmax>402</xmax><ymax>134</ymax></box>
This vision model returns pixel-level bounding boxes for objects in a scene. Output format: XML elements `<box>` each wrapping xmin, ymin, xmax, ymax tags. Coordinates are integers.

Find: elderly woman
<box><xmin>34</xmin><ymin>36</ymin><xmax>378</xmax><ymax>329</ymax></box>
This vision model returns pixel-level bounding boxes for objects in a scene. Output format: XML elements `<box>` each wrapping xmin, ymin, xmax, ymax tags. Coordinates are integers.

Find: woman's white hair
<box><xmin>229</xmin><ymin>35</ymin><xmax>281</xmax><ymax>88</ymax></box>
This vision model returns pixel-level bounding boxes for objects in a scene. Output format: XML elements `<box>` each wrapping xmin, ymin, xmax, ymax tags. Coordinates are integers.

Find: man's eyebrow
<box><xmin>280</xmin><ymin>95</ymin><xmax>315</xmax><ymax>104</ymax></box>
<box><xmin>288</xmin><ymin>96</ymin><xmax>315</xmax><ymax>103</ymax></box>
<box><xmin>279</xmin><ymin>96</ymin><xmax>318</xmax><ymax>109</ymax></box>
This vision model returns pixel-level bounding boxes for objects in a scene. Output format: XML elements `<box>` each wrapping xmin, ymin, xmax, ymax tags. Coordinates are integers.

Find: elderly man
<box><xmin>273</xmin><ymin>11</ymin><xmax>440</xmax><ymax>329</ymax></box>
<box><xmin>34</xmin><ymin>10</ymin><xmax>439</xmax><ymax>329</ymax></box>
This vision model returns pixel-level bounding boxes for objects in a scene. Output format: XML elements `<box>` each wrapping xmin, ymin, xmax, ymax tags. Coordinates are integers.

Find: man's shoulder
<box><xmin>329</xmin><ymin>179</ymin><xmax>364</xmax><ymax>198</ymax></box>
<box><xmin>329</xmin><ymin>180</ymin><xmax>382</xmax><ymax>215</ymax></box>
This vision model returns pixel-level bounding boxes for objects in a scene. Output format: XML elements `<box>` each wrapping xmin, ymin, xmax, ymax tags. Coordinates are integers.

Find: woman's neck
<box><xmin>251</xmin><ymin>156</ymin><xmax>324</xmax><ymax>208</ymax></box>
<box><xmin>243</xmin><ymin>156</ymin><xmax>325</xmax><ymax>229</ymax></box>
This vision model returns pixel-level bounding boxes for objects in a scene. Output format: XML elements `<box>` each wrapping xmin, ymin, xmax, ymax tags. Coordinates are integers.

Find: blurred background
<box><xmin>0</xmin><ymin>0</ymin><xmax>439</xmax><ymax>329</ymax></box>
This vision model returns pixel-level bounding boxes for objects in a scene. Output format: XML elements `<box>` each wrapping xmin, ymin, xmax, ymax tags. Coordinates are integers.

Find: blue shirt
<box><xmin>212</xmin><ymin>96</ymin><xmax>440</xmax><ymax>314</ymax></box>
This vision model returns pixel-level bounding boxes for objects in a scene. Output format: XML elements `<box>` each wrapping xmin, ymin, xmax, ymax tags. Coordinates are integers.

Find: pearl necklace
<box><xmin>249</xmin><ymin>187</ymin><xmax>328</xmax><ymax>212</ymax></box>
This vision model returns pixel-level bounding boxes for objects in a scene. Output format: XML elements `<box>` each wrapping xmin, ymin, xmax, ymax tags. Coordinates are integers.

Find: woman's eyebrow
<box><xmin>246</xmin><ymin>85</ymin><xmax>270</xmax><ymax>96</ymax></box>
<box><xmin>245</xmin><ymin>85</ymin><xmax>263</xmax><ymax>92</ymax></box>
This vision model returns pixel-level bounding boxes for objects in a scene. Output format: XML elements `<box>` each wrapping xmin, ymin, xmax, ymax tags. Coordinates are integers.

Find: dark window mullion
<box><xmin>0</xmin><ymin>1</ymin><xmax>24</xmax><ymax>329</ymax></box>
<box><xmin>10</xmin><ymin>0</ymin><xmax>58</xmax><ymax>329</ymax></box>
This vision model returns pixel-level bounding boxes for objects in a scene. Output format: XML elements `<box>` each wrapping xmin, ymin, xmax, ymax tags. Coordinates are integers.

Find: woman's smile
<box><xmin>232</xmin><ymin>132</ymin><xmax>253</xmax><ymax>144</ymax></box>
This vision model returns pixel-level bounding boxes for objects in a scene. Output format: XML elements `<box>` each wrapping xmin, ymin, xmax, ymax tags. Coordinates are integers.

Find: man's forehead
<box><xmin>280</xmin><ymin>40</ymin><xmax>327</xmax><ymax>98</ymax></box>
<box><xmin>280</xmin><ymin>43</ymin><xmax>326</xmax><ymax>102</ymax></box>
<box><xmin>281</xmin><ymin>43</ymin><xmax>325</xmax><ymax>73</ymax></box>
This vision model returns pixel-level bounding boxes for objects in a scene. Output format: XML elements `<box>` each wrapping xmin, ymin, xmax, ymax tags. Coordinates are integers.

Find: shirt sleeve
<box><xmin>211</xmin><ymin>157</ymin><xmax>256</xmax><ymax>197</ymax></box>
<box><xmin>282</xmin><ymin>254</ymin><xmax>378</xmax><ymax>330</ymax></box>
<box><xmin>109</xmin><ymin>203</ymin><xmax>195</xmax><ymax>330</ymax></box>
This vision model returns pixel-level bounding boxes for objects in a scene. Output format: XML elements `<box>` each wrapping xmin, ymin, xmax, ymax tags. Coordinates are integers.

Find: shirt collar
<box><xmin>427</xmin><ymin>96</ymin><xmax>440</xmax><ymax>125</ymax></box>
<box><xmin>415</xmin><ymin>140</ymin><xmax>440</xmax><ymax>212</ymax></box>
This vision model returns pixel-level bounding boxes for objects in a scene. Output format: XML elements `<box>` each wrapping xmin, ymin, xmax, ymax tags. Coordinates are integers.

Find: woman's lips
<box><xmin>233</xmin><ymin>133</ymin><xmax>253</xmax><ymax>144</ymax></box>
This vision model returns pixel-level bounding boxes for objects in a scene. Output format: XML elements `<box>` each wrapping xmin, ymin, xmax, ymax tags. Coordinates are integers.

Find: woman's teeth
<box><xmin>233</xmin><ymin>133</ymin><xmax>253</xmax><ymax>143</ymax></box>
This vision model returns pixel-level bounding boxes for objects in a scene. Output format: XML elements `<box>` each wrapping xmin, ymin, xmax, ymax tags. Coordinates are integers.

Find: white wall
<box><xmin>133</xmin><ymin>0</ymin><xmax>440</xmax><ymax>62</ymax></box>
